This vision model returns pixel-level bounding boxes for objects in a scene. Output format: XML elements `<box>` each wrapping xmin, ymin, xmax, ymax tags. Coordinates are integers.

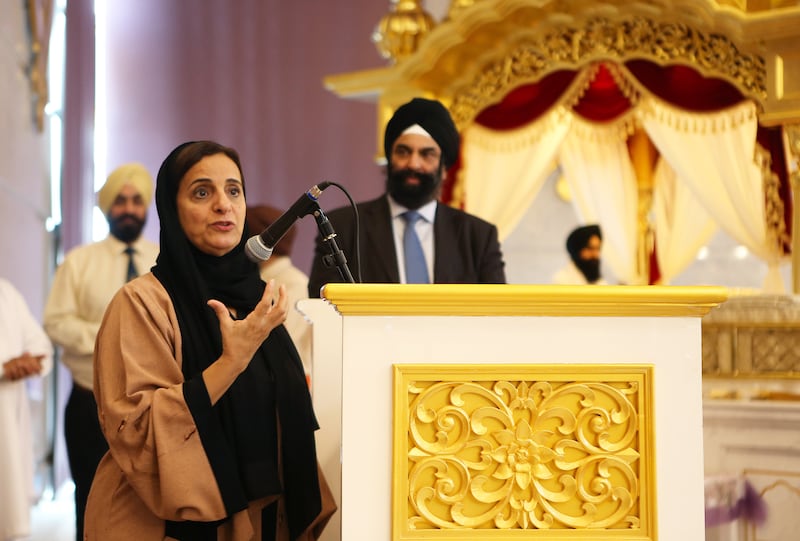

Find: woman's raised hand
<box><xmin>207</xmin><ymin>279</ymin><xmax>288</xmax><ymax>378</ymax></box>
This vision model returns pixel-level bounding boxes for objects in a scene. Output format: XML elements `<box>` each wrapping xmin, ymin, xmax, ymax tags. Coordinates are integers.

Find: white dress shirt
<box><xmin>44</xmin><ymin>235</ymin><xmax>159</xmax><ymax>389</ymax></box>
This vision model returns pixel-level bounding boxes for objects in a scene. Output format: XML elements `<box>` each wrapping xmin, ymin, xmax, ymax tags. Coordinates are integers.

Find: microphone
<box><xmin>245</xmin><ymin>181</ymin><xmax>331</xmax><ymax>262</ymax></box>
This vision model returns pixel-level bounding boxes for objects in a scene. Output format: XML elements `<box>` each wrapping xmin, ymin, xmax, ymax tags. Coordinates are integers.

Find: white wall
<box><xmin>0</xmin><ymin>2</ymin><xmax>53</xmax><ymax>315</ymax></box>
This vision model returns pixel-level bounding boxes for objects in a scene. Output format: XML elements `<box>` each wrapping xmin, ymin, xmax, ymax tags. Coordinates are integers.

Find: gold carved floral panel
<box><xmin>392</xmin><ymin>364</ymin><xmax>656</xmax><ymax>541</ymax></box>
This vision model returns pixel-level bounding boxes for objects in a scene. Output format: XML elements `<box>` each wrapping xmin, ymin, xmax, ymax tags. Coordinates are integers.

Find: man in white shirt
<box><xmin>43</xmin><ymin>163</ymin><xmax>159</xmax><ymax>541</ymax></box>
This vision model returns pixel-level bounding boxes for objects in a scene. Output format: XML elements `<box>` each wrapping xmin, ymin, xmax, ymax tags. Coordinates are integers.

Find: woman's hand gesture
<box><xmin>204</xmin><ymin>280</ymin><xmax>288</xmax><ymax>403</ymax></box>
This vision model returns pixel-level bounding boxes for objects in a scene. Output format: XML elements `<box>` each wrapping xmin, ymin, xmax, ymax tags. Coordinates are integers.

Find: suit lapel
<box><xmin>432</xmin><ymin>204</ymin><xmax>462</xmax><ymax>283</ymax></box>
<box><xmin>361</xmin><ymin>197</ymin><xmax>400</xmax><ymax>283</ymax></box>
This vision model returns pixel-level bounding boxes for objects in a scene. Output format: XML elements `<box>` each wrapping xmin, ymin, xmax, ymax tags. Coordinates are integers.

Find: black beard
<box><xmin>108</xmin><ymin>214</ymin><xmax>145</xmax><ymax>244</ymax></box>
<box><xmin>575</xmin><ymin>258</ymin><xmax>601</xmax><ymax>283</ymax></box>
<box><xmin>386</xmin><ymin>167</ymin><xmax>441</xmax><ymax>209</ymax></box>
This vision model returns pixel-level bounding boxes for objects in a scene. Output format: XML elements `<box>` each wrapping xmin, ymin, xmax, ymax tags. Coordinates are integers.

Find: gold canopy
<box><xmin>328</xmin><ymin>0</ymin><xmax>800</xmax><ymax>126</ymax></box>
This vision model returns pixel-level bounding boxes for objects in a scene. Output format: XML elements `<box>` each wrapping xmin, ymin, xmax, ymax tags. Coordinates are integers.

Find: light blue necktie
<box><xmin>124</xmin><ymin>246</ymin><xmax>138</xmax><ymax>282</ymax></box>
<box><xmin>402</xmin><ymin>210</ymin><xmax>429</xmax><ymax>284</ymax></box>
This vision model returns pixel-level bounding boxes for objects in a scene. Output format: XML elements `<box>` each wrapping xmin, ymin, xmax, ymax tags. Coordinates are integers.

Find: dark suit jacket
<box><xmin>308</xmin><ymin>196</ymin><xmax>506</xmax><ymax>297</ymax></box>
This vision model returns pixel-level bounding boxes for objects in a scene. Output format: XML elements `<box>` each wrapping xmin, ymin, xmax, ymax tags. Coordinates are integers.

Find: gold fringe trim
<box><xmin>636</xmin><ymin>96</ymin><xmax>758</xmax><ymax>134</ymax></box>
<box><xmin>463</xmin><ymin>106</ymin><xmax>572</xmax><ymax>152</ymax></box>
<box><xmin>567</xmin><ymin>109</ymin><xmax>639</xmax><ymax>143</ymax></box>
<box><xmin>606</xmin><ymin>62</ymin><xmax>642</xmax><ymax>106</ymax></box>
<box><xmin>560</xmin><ymin>63</ymin><xmax>602</xmax><ymax>110</ymax></box>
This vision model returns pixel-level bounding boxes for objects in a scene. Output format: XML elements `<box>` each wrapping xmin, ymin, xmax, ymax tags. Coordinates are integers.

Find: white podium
<box><xmin>299</xmin><ymin>284</ymin><xmax>727</xmax><ymax>541</ymax></box>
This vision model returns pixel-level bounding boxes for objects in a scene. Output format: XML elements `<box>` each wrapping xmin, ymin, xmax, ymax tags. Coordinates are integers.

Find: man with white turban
<box><xmin>44</xmin><ymin>162</ymin><xmax>159</xmax><ymax>541</ymax></box>
<box><xmin>308</xmin><ymin>97</ymin><xmax>506</xmax><ymax>296</ymax></box>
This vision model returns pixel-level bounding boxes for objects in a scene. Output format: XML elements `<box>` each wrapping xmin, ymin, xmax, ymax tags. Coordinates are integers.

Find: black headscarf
<box><xmin>383</xmin><ymin>97</ymin><xmax>460</xmax><ymax>168</ymax></box>
<box><xmin>151</xmin><ymin>141</ymin><xmax>321</xmax><ymax>540</ymax></box>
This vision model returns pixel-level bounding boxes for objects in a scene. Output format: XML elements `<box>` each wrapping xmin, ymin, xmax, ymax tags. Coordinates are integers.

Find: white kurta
<box><xmin>552</xmin><ymin>261</ymin><xmax>608</xmax><ymax>285</ymax></box>
<box><xmin>0</xmin><ymin>278</ymin><xmax>53</xmax><ymax>541</ymax></box>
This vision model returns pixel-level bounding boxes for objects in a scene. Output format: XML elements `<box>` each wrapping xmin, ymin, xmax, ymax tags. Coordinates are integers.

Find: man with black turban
<box><xmin>308</xmin><ymin>97</ymin><xmax>506</xmax><ymax>296</ymax></box>
<box><xmin>553</xmin><ymin>224</ymin><xmax>606</xmax><ymax>285</ymax></box>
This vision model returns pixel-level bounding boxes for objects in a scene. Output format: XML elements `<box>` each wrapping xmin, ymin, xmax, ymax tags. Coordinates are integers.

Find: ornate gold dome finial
<box><xmin>372</xmin><ymin>0</ymin><xmax>436</xmax><ymax>64</ymax></box>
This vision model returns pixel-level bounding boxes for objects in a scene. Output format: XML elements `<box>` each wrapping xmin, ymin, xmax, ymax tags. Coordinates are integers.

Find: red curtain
<box><xmin>475</xmin><ymin>70</ymin><xmax>579</xmax><ymax>128</ymax></box>
<box><xmin>625</xmin><ymin>60</ymin><xmax>745</xmax><ymax>111</ymax></box>
<box><xmin>474</xmin><ymin>60</ymin><xmax>748</xmax><ymax>124</ymax></box>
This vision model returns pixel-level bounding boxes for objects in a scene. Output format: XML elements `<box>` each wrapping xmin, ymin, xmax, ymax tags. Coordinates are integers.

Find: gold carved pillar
<box><xmin>786</xmin><ymin>124</ymin><xmax>800</xmax><ymax>293</ymax></box>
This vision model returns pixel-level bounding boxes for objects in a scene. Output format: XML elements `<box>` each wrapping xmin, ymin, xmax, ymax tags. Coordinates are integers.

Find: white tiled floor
<box><xmin>29</xmin><ymin>482</ymin><xmax>75</xmax><ymax>541</ymax></box>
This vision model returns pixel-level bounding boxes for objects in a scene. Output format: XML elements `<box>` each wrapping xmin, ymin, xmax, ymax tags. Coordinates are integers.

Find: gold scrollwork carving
<box><xmin>450</xmin><ymin>15</ymin><xmax>766</xmax><ymax>127</ymax></box>
<box><xmin>396</xmin><ymin>366</ymin><xmax>654</xmax><ymax>535</ymax></box>
<box><xmin>755</xmin><ymin>142</ymin><xmax>791</xmax><ymax>256</ymax></box>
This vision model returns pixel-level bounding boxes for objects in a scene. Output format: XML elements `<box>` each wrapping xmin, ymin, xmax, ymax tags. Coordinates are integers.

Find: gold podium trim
<box><xmin>321</xmin><ymin>283</ymin><xmax>727</xmax><ymax>317</ymax></box>
<box><xmin>393</xmin><ymin>364</ymin><xmax>656</xmax><ymax>540</ymax></box>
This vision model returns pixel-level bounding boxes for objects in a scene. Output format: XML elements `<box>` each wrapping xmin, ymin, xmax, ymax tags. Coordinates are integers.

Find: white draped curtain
<box><xmin>557</xmin><ymin>116</ymin><xmax>640</xmax><ymax>284</ymax></box>
<box><xmin>640</xmin><ymin>98</ymin><xmax>786</xmax><ymax>291</ymax></box>
<box><xmin>461</xmin><ymin>108</ymin><xmax>571</xmax><ymax>240</ymax></box>
<box><xmin>650</xmin><ymin>158</ymin><xmax>718</xmax><ymax>284</ymax></box>
<box><xmin>461</xmin><ymin>108</ymin><xmax>641</xmax><ymax>284</ymax></box>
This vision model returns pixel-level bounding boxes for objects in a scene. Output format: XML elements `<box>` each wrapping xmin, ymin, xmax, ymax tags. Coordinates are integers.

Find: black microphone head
<box><xmin>244</xmin><ymin>235</ymin><xmax>274</xmax><ymax>262</ymax></box>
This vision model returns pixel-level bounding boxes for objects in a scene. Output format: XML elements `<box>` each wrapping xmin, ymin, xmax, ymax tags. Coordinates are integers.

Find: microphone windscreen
<box><xmin>244</xmin><ymin>235</ymin><xmax>273</xmax><ymax>262</ymax></box>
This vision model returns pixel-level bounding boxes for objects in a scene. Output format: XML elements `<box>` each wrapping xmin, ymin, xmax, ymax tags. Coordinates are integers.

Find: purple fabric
<box><xmin>705</xmin><ymin>479</ymin><xmax>768</xmax><ymax>528</ymax></box>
